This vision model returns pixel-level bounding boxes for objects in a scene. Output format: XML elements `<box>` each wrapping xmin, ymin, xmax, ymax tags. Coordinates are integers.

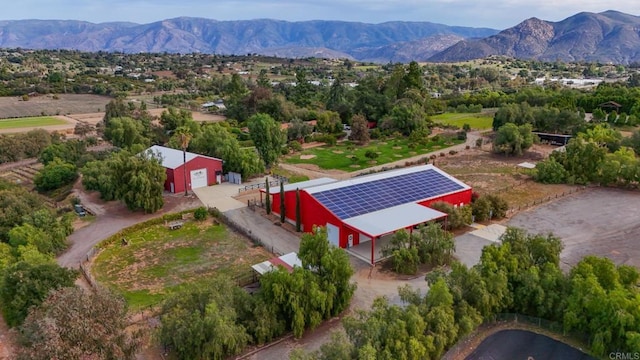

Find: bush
<box><xmin>485</xmin><ymin>194</ymin><xmax>508</xmax><ymax>219</ymax></box>
<box><xmin>429</xmin><ymin>202</ymin><xmax>471</xmax><ymax>230</ymax></box>
<box><xmin>287</xmin><ymin>141</ymin><xmax>302</xmax><ymax>152</ymax></box>
<box><xmin>34</xmin><ymin>159</ymin><xmax>78</xmax><ymax>192</ymax></box>
<box><xmin>391</xmin><ymin>248</ymin><xmax>419</xmax><ymax>275</ymax></box>
<box><xmin>364</xmin><ymin>150</ymin><xmax>379</xmax><ymax>160</ymax></box>
<box><xmin>449</xmin><ymin>150</ymin><xmax>458</xmax><ymax>155</ymax></box>
<box><xmin>472</xmin><ymin>197</ymin><xmax>492</xmax><ymax>222</ymax></box>
<box><xmin>534</xmin><ymin>158</ymin><xmax>568</xmax><ymax>184</ymax></box>
<box><xmin>194</xmin><ymin>207</ymin><xmax>208</xmax><ymax>221</ymax></box>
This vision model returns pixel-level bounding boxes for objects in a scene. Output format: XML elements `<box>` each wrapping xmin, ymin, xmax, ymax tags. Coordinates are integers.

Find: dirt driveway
<box><xmin>507</xmin><ymin>187</ymin><xmax>640</xmax><ymax>270</ymax></box>
<box><xmin>57</xmin><ymin>189</ymin><xmax>202</xmax><ymax>268</ymax></box>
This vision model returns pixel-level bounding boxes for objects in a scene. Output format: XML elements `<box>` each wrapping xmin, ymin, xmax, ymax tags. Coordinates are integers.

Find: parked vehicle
<box><xmin>74</xmin><ymin>204</ymin><xmax>87</xmax><ymax>217</ymax></box>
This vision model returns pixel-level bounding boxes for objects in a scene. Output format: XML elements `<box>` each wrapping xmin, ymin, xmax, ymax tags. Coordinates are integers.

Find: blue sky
<box><xmin>2</xmin><ymin>0</ymin><xmax>639</xmax><ymax>29</ymax></box>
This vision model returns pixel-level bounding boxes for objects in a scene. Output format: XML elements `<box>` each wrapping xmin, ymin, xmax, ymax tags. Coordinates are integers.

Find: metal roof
<box><xmin>265</xmin><ymin>177</ymin><xmax>337</xmax><ymax>194</ymax></box>
<box><xmin>145</xmin><ymin>145</ymin><xmax>223</xmax><ymax>170</ymax></box>
<box><xmin>343</xmin><ymin>203</ymin><xmax>447</xmax><ymax>238</ymax></box>
<box><xmin>308</xmin><ymin>165</ymin><xmax>470</xmax><ymax>220</ymax></box>
<box><xmin>251</xmin><ymin>252</ymin><xmax>302</xmax><ymax>275</ymax></box>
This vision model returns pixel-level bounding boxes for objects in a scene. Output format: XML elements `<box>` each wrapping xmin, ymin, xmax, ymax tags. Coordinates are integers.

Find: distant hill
<box><xmin>0</xmin><ymin>18</ymin><xmax>497</xmax><ymax>62</ymax></box>
<box><xmin>4</xmin><ymin>12</ymin><xmax>640</xmax><ymax>64</ymax></box>
<box><xmin>428</xmin><ymin>10</ymin><xmax>640</xmax><ymax>64</ymax></box>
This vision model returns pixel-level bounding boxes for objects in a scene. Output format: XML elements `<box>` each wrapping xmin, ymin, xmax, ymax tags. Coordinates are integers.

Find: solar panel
<box><xmin>313</xmin><ymin>169</ymin><xmax>465</xmax><ymax>220</ymax></box>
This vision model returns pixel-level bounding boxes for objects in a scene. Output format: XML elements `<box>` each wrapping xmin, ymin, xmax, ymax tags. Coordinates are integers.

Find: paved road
<box><xmin>224</xmin><ymin>207</ymin><xmax>301</xmax><ymax>256</ymax></box>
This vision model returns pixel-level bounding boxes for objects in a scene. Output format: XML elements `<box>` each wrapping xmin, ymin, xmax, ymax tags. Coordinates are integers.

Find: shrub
<box><xmin>534</xmin><ymin>158</ymin><xmax>568</xmax><ymax>184</ymax></box>
<box><xmin>34</xmin><ymin>159</ymin><xmax>78</xmax><ymax>192</ymax></box>
<box><xmin>429</xmin><ymin>201</ymin><xmax>471</xmax><ymax>230</ymax></box>
<box><xmin>194</xmin><ymin>207</ymin><xmax>208</xmax><ymax>221</ymax></box>
<box><xmin>472</xmin><ymin>197</ymin><xmax>492</xmax><ymax>221</ymax></box>
<box><xmin>485</xmin><ymin>194</ymin><xmax>508</xmax><ymax>219</ymax></box>
<box><xmin>449</xmin><ymin>150</ymin><xmax>458</xmax><ymax>155</ymax></box>
<box><xmin>364</xmin><ymin>150</ymin><xmax>379</xmax><ymax>160</ymax></box>
<box><xmin>288</xmin><ymin>141</ymin><xmax>303</xmax><ymax>152</ymax></box>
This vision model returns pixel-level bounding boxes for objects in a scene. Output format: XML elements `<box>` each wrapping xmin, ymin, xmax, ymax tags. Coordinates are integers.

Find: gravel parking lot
<box><xmin>507</xmin><ymin>187</ymin><xmax>640</xmax><ymax>270</ymax></box>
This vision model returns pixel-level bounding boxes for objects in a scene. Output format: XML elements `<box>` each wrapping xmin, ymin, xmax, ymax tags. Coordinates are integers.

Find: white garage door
<box><xmin>190</xmin><ymin>168</ymin><xmax>208</xmax><ymax>189</ymax></box>
<box><xmin>326</xmin><ymin>223</ymin><xmax>340</xmax><ymax>247</ymax></box>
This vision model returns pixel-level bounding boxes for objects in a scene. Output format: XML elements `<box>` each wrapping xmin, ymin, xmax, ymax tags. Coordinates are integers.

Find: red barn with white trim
<box><xmin>146</xmin><ymin>145</ymin><xmax>224</xmax><ymax>193</ymax></box>
<box><xmin>263</xmin><ymin>164</ymin><xmax>472</xmax><ymax>264</ymax></box>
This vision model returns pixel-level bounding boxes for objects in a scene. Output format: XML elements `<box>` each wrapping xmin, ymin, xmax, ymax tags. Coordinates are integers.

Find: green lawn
<box><xmin>0</xmin><ymin>116</ymin><xmax>66</xmax><ymax>129</ymax></box>
<box><xmin>286</xmin><ymin>137</ymin><xmax>464</xmax><ymax>172</ymax></box>
<box><xmin>92</xmin><ymin>220</ymin><xmax>271</xmax><ymax>310</ymax></box>
<box><xmin>431</xmin><ymin>112</ymin><xmax>493</xmax><ymax>130</ymax></box>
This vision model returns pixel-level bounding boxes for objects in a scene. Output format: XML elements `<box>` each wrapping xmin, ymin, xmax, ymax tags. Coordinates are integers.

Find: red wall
<box><xmin>270</xmin><ymin>190</ymin><xmax>298</xmax><ymax>223</ymax></box>
<box><xmin>167</xmin><ymin>156</ymin><xmax>223</xmax><ymax>193</ymax></box>
<box><xmin>418</xmin><ymin>189</ymin><xmax>473</xmax><ymax>208</ymax></box>
<box><xmin>290</xmin><ymin>188</ymin><xmax>473</xmax><ymax>250</ymax></box>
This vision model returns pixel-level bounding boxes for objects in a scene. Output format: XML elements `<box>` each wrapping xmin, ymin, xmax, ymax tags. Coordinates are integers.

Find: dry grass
<box><xmin>438</xmin><ymin>148</ymin><xmax>578</xmax><ymax>210</ymax></box>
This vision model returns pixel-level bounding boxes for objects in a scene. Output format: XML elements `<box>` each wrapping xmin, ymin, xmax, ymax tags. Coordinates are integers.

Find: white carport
<box><xmin>342</xmin><ymin>203</ymin><xmax>447</xmax><ymax>264</ymax></box>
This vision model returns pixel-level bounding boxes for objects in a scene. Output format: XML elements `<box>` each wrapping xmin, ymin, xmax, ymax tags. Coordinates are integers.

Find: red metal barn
<box><xmin>264</xmin><ymin>164</ymin><xmax>472</xmax><ymax>265</ymax></box>
<box><xmin>145</xmin><ymin>145</ymin><xmax>224</xmax><ymax>193</ymax></box>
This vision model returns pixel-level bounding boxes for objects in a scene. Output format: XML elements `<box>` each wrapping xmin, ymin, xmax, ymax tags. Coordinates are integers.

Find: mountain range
<box><xmin>1</xmin><ymin>10</ymin><xmax>640</xmax><ymax>64</ymax></box>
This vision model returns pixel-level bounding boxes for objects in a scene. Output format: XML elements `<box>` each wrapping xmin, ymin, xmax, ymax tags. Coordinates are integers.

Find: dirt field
<box><xmin>0</xmin><ymin>94</ymin><xmax>113</xmax><ymax>118</ymax></box>
<box><xmin>0</xmin><ymin>94</ymin><xmax>225</xmax><ymax>134</ymax></box>
<box><xmin>507</xmin><ymin>187</ymin><xmax>640</xmax><ymax>270</ymax></box>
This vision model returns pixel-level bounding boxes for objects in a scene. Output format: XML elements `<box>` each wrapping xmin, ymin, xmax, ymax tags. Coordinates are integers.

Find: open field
<box><xmin>92</xmin><ymin>218</ymin><xmax>271</xmax><ymax>310</ymax></box>
<box><xmin>437</xmin><ymin>146</ymin><xmax>577</xmax><ymax>208</ymax></box>
<box><xmin>0</xmin><ymin>94</ymin><xmax>113</xmax><ymax>118</ymax></box>
<box><xmin>431</xmin><ymin>112</ymin><xmax>493</xmax><ymax>130</ymax></box>
<box><xmin>0</xmin><ymin>116</ymin><xmax>66</xmax><ymax>129</ymax></box>
<box><xmin>508</xmin><ymin>188</ymin><xmax>640</xmax><ymax>270</ymax></box>
<box><xmin>286</xmin><ymin>137</ymin><xmax>464</xmax><ymax>172</ymax></box>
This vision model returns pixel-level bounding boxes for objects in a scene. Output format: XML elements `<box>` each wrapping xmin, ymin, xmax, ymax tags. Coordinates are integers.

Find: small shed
<box><xmin>251</xmin><ymin>252</ymin><xmax>302</xmax><ymax>275</ymax></box>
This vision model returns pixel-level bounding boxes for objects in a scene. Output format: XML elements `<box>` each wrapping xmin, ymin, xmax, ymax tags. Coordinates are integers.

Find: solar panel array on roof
<box><xmin>312</xmin><ymin>169</ymin><xmax>465</xmax><ymax>220</ymax></box>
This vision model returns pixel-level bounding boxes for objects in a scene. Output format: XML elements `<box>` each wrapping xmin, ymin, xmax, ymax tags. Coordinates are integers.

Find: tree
<box><xmin>159</xmin><ymin>279</ymin><xmax>251</xmax><ymax>360</ymax></box>
<box><xmin>493</xmin><ymin>123</ymin><xmax>534</xmax><ymax>156</ymax></box>
<box><xmin>190</xmin><ymin>123</ymin><xmax>264</xmax><ymax>179</ymax></box>
<box><xmin>279</xmin><ymin>181</ymin><xmax>286</xmax><ymax>223</ymax></box>
<box><xmin>534</xmin><ymin>157</ymin><xmax>569</xmax><ymax>184</ymax></box>
<box><xmin>247</xmin><ymin>113</ymin><xmax>286</xmax><ymax>168</ymax></box>
<box><xmin>316</xmin><ymin>111</ymin><xmax>343</xmax><ymax>134</ymax></box>
<box><xmin>33</xmin><ymin>158</ymin><xmax>78</xmax><ymax>192</ymax></box>
<box><xmin>83</xmin><ymin>150</ymin><xmax>166</xmax><ymax>213</ymax></box>
<box><xmin>174</xmin><ymin>126</ymin><xmax>193</xmax><ymax>196</ymax></box>
<box><xmin>295</xmin><ymin>189</ymin><xmax>301</xmax><ymax>232</ymax></box>
<box><xmin>287</xmin><ymin>119</ymin><xmax>313</xmax><ymax>142</ymax></box>
<box><xmin>19</xmin><ymin>287</ymin><xmax>143</xmax><ymax>360</ymax></box>
<box><xmin>349</xmin><ymin>114</ymin><xmax>370</xmax><ymax>144</ymax></box>
<box><xmin>265</xmin><ymin>178</ymin><xmax>271</xmax><ymax>214</ymax></box>
<box><xmin>0</xmin><ymin>184</ymin><xmax>44</xmax><ymax>241</ymax></box>
<box><xmin>115</xmin><ymin>150</ymin><xmax>166</xmax><ymax>213</ymax></box>
<box><xmin>0</xmin><ymin>261</ymin><xmax>76</xmax><ymax>327</ymax></box>
<box><xmin>160</xmin><ymin>107</ymin><xmax>194</xmax><ymax>133</ymax></box>
<box><xmin>382</xmin><ymin>229</ymin><xmax>419</xmax><ymax>274</ymax></box>
<box><xmin>103</xmin><ymin>98</ymin><xmax>130</xmax><ymax>126</ymax></box>
<box><xmin>103</xmin><ymin>116</ymin><xmax>149</xmax><ymax>149</ymax></box>
<box><xmin>414</xmin><ymin>223</ymin><xmax>456</xmax><ymax>267</ymax></box>
<box><xmin>471</xmin><ymin>196</ymin><xmax>492</xmax><ymax>222</ymax></box>
<box><xmin>38</xmin><ymin>140</ymin><xmax>86</xmax><ymax>166</ymax></box>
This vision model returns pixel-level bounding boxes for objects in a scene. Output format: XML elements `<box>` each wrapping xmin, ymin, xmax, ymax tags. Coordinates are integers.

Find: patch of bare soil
<box><xmin>0</xmin><ymin>313</ymin><xmax>17</xmax><ymax>360</ymax></box>
<box><xmin>291</xmin><ymin>163</ymin><xmax>349</xmax><ymax>176</ymax></box>
<box><xmin>332</xmin><ymin>150</ymin><xmax>344</xmax><ymax>154</ymax></box>
<box><xmin>300</xmin><ymin>154</ymin><xmax>316</xmax><ymax>160</ymax></box>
